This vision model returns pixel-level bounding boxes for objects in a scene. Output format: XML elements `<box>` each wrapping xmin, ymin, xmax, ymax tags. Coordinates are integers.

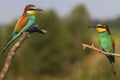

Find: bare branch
<box><xmin>82</xmin><ymin>43</ymin><xmax>120</xmax><ymax>57</ymax></box>
<box><xmin>0</xmin><ymin>32</ymin><xmax>29</xmax><ymax>80</ymax></box>
<box><xmin>0</xmin><ymin>26</ymin><xmax>47</xmax><ymax>80</ymax></box>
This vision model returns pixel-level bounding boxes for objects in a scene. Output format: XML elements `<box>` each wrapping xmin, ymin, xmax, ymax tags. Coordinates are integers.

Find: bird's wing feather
<box><xmin>14</xmin><ymin>16</ymin><xmax>29</xmax><ymax>33</ymax></box>
<box><xmin>19</xmin><ymin>15</ymin><xmax>35</xmax><ymax>33</ymax></box>
<box><xmin>1</xmin><ymin>16</ymin><xmax>30</xmax><ymax>54</ymax></box>
<box><xmin>1</xmin><ymin>15</ymin><xmax>35</xmax><ymax>54</ymax></box>
<box><xmin>112</xmin><ymin>38</ymin><xmax>115</xmax><ymax>53</ymax></box>
<box><xmin>4</xmin><ymin>16</ymin><xmax>29</xmax><ymax>48</ymax></box>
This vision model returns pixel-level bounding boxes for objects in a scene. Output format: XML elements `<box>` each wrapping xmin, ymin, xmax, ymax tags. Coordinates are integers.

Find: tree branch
<box><xmin>0</xmin><ymin>32</ymin><xmax>29</xmax><ymax>80</ymax></box>
<box><xmin>0</xmin><ymin>26</ymin><xmax>47</xmax><ymax>80</ymax></box>
<box><xmin>82</xmin><ymin>43</ymin><xmax>120</xmax><ymax>57</ymax></box>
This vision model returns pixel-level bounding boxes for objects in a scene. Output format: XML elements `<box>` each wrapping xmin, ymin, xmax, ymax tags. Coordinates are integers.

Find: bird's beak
<box><xmin>88</xmin><ymin>25</ymin><xmax>96</xmax><ymax>28</ymax></box>
<box><xmin>35</xmin><ymin>8</ymin><xmax>43</xmax><ymax>11</ymax></box>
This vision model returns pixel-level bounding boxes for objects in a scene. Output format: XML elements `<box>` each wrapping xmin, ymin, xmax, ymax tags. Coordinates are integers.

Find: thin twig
<box><xmin>82</xmin><ymin>43</ymin><xmax>120</xmax><ymax>57</ymax></box>
<box><xmin>0</xmin><ymin>32</ymin><xmax>30</xmax><ymax>80</ymax></box>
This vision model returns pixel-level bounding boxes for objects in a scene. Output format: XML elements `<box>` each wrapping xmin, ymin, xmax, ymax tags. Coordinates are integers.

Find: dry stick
<box><xmin>0</xmin><ymin>32</ymin><xmax>30</xmax><ymax>80</ymax></box>
<box><xmin>82</xmin><ymin>43</ymin><xmax>120</xmax><ymax>57</ymax></box>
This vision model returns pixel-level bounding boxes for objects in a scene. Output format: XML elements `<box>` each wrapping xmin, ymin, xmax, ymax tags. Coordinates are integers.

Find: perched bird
<box><xmin>1</xmin><ymin>4</ymin><xmax>43</xmax><ymax>54</ymax></box>
<box><xmin>90</xmin><ymin>24</ymin><xmax>116</xmax><ymax>75</ymax></box>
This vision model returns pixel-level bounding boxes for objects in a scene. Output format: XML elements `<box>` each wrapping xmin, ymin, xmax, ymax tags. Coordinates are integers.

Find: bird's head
<box><xmin>88</xmin><ymin>24</ymin><xmax>111</xmax><ymax>35</ymax></box>
<box><xmin>96</xmin><ymin>24</ymin><xmax>111</xmax><ymax>34</ymax></box>
<box><xmin>24</xmin><ymin>4</ymin><xmax>43</xmax><ymax>15</ymax></box>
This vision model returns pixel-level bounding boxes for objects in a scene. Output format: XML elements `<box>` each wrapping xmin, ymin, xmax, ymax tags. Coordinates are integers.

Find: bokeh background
<box><xmin>0</xmin><ymin>0</ymin><xmax>120</xmax><ymax>80</ymax></box>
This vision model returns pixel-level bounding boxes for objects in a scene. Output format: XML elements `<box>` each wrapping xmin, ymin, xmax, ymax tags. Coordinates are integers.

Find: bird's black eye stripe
<box><xmin>97</xmin><ymin>26</ymin><xmax>105</xmax><ymax>28</ymax></box>
<box><xmin>28</xmin><ymin>8</ymin><xmax>35</xmax><ymax>11</ymax></box>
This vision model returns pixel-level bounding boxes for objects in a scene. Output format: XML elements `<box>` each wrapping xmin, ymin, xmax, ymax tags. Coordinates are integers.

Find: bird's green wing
<box><xmin>19</xmin><ymin>15</ymin><xmax>35</xmax><ymax>34</ymax></box>
<box><xmin>1</xmin><ymin>15</ymin><xmax>35</xmax><ymax>54</ymax></box>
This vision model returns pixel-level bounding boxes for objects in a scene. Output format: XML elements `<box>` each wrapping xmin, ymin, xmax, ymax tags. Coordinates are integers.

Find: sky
<box><xmin>0</xmin><ymin>0</ymin><xmax>120</xmax><ymax>25</ymax></box>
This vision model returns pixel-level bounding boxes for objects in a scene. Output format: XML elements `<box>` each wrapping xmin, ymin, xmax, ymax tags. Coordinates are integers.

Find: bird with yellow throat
<box><xmin>89</xmin><ymin>24</ymin><xmax>116</xmax><ymax>75</ymax></box>
<box><xmin>1</xmin><ymin>4</ymin><xmax>43</xmax><ymax>54</ymax></box>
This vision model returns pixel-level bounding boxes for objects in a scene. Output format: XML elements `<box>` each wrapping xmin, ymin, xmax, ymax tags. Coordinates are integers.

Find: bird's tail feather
<box><xmin>111</xmin><ymin>62</ymin><xmax>116</xmax><ymax>76</ymax></box>
<box><xmin>106</xmin><ymin>55</ymin><xmax>116</xmax><ymax>76</ymax></box>
<box><xmin>0</xmin><ymin>33</ymin><xmax>19</xmax><ymax>55</ymax></box>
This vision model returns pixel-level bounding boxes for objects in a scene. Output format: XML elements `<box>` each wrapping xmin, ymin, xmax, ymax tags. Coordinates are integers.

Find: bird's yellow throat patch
<box><xmin>96</xmin><ymin>28</ymin><xmax>106</xmax><ymax>33</ymax></box>
<box><xmin>27</xmin><ymin>11</ymin><xmax>36</xmax><ymax>15</ymax></box>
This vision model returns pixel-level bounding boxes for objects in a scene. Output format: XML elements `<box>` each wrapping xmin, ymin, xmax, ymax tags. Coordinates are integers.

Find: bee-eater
<box><xmin>1</xmin><ymin>4</ymin><xmax>43</xmax><ymax>54</ymax></box>
<box><xmin>91</xmin><ymin>24</ymin><xmax>116</xmax><ymax>75</ymax></box>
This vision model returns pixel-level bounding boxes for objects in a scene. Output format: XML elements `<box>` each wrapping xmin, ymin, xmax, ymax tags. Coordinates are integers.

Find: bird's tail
<box><xmin>111</xmin><ymin>62</ymin><xmax>116</xmax><ymax>76</ymax></box>
<box><xmin>106</xmin><ymin>55</ymin><xmax>116</xmax><ymax>76</ymax></box>
<box><xmin>0</xmin><ymin>33</ymin><xmax>19</xmax><ymax>55</ymax></box>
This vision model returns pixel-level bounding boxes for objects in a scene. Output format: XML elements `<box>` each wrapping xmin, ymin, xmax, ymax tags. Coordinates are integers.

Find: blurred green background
<box><xmin>0</xmin><ymin>1</ymin><xmax>120</xmax><ymax>80</ymax></box>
